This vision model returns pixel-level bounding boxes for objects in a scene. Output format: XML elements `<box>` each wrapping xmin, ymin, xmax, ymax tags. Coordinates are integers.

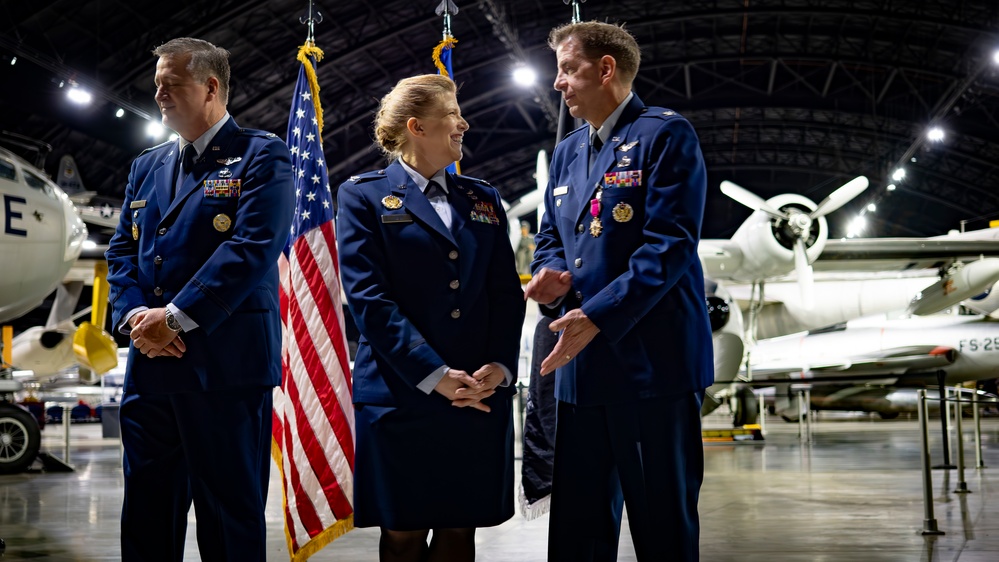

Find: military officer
<box><xmin>525</xmin><ymin>22</ymin><xmax>713</xmax><ymax>562</ymax></box>
<box><xmin>105</xmin><ymin>37</ymin><xmax>294</xmax><ymax>561</ymax></box>
<box><xmin>336</xmin><ymin>74</ymin><xmax>525</xmax><ymax>562</ymax></box>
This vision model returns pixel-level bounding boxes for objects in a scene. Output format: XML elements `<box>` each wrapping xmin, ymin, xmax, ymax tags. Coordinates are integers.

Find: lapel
<box><xmin>164</xmin><ymin>117</ymin><xmax>240</xmax><ymax>220</ymax></box>
<box><xmin>444</xmin><ymin>172</ymin><xmax>469</xmax><ymax>235</ymax></box>
<box><xmin>567</xmin><ymin>94</ymin><xmax>647</xmax><ymax>226</ymax></box>
<box><xmin>153</xmin><ymin>146</ymin><xmax>179</xmax><ymax>217</ymax></box>
<box><xmin>386</xmin><ymin>162</ymin><xmax>457</xmax><ymax>247</ymax></box>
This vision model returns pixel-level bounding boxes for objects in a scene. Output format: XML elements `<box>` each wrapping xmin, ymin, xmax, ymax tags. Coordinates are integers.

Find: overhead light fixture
<box><xmin>512</xmin><ymin>66</ymin><xmax>537</xmax><ymax>87</ymax></box>
<box><xmin>926</xmin><ymin>127</ymin><xmax>945</xmax><ymax>142</ymax></box>
<box><xmin>146</xmin><ymin>121</ymin><xmax>165</xmax><ymax>138</ymax></box>
<box><xmin>115</xmin><ymin>108</ymin><xmax>125</xmax><ymax>118</ymax></box>
<box><xmin>846</xmin><ymin>216</ymin><xmax>867</xmax><ymax>238</ymax></box>
<box><xmin>891</xmin><ymin>168</ymin><xmax>906</xmax><ymax>182</ymax></box>
<box><xmin>9</xmin><ymin>57</ymin><xmax>15</xmax><ymax>66</ymax></box>
<box><xmin>168</xmin><ymin>133</ymin><xmax>179</xmax><ymax>142</ymax></box>
<box><xmin>993</xmin><ymin>49</ymin><xmax>999</xmax><ymax>65</ymax></box>
<box><xmin>67</xmin><ymin>86</ymin><xmax>92</xmax><ymax>105</ymax></box>
<box><xmin>867</xmin><ymin>203</ymin><xmax>877</xmax><ymax>212</ymax></box>
<box><xmin>886</xmin><ymin>183</ymin><xmax>896</xmax><ymax>191</ymax></box>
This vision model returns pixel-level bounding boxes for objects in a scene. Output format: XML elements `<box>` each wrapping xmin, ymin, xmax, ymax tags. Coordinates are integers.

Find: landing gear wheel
<box><xmin>732</xmin><ymin>387</ymin><xmax>759</xmax><ymax>427</ymax></box>
<box><xmin>0</xmin><ymin>403</ymin><xmax>41</xmax><ymax>474</ymax></box>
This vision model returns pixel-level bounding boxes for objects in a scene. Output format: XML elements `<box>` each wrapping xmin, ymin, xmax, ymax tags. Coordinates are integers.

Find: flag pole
<box><xmin>433</xmin><ymin>0</ymin><xmax>461</xmax><ymax>173</ymax></box>
<box><xmin>555</xmin><ymin>0</ymin><xmax>586</xmax><ymax>144</ymax></box>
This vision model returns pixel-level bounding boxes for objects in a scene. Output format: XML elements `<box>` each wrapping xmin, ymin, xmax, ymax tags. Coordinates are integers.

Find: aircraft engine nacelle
<box><xmin>10</xmin><ymin>321</ymin><xmax>77</xmax><ymax>377</ymax></box>
<box><xmin>964</xmin><ymin>281</ymin><xmax>999</xmax><ymax>316</ymax></box>
<box><xmin>726</xmin><ymin>194</ymin><xmax>828</xmax><ymax>282</ymax></box>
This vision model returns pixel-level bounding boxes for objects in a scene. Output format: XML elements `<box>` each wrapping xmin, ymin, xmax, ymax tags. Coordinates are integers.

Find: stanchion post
<box><xmin>955</xmin><ymin>393</ymin><xmax>970</xmax><ymax>493</ymax></box>
<box><xmin>972</xmin><ymin>390</ymin><xmax>985</xmax><ymax>469</ymax></box>
<box><xmin>758</xmin><ymin>392</ymin><xmax>766</xmax><ymax>436</ymax></box>
<box><xmin>796</xmin><ymin>389</ymin><xmax>805</xmax><ymax>440</ymax></box>
<box><xmin>804</xmin><ymin>387</ymin><xmax>812</xmax><ymax>443</ymax></box>
<box><xmin>62</xmin><ymin>404</ymin><xmax>71</xmax><ymax>465</ymax></box>
<box><xmin>918</xmin><ymin>389</ymin><xmax>945</xmax><ymax>535</ymax></box>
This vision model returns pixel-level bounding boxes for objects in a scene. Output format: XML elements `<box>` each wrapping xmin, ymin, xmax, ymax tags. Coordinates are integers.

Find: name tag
<box><xmin>130</xmin><ymin>200</ymin><xmax>147</xmax><ymax>209</ymax></box>
<box><xmin>381</xmin><ymin>213</ymin><xmax>414</xmax><ymax>224</ymax></box>
<box><xmin>553</xmin><ymin>186</ymin><xmax>569</xmax><ymax>196</ymax></box>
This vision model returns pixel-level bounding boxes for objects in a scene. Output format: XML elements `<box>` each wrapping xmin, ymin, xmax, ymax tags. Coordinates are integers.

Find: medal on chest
<box><xmin>589</xmin><ymin>187</ymin><xmax>603</xmax><ymax>238</ymax></box>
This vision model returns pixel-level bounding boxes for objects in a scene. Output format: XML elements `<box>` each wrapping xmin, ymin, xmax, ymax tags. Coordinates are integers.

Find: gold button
<box><xmin>577</xmin><ymin>224</ymin><xmax>584</xmax><ymax>233</ymax></box>
<box><xmin>153</xmin><ymin>287</ymin><xmax>163</xmax><ymax>296</ymax></box>
<box><xmin>448</xmin><ymin>250</ymin><xmax>458</xmax><ymax>260</ymax></box>
<box><xmin>153</xmin><ymin>256</ymin><xmax>163</xmax><ymax>265</ymax></box>
<box><xmin>449</xmin><ymin>280</ymin><xmax>460</xmax><ymax>290</ymax></box>
<box><xmin>574</xmin><ymin>258</ymin><xmax>582</xmax><ymax>268</ymax></box>
<box><xmin>450</xmin><ymin>309</ymin><xmax>461</xmax><ymax>319</ymax></box>
<box><xmin>158</xmin><ymin>227</ymin><xmax>167</xmax><ymax>236</ymax></box>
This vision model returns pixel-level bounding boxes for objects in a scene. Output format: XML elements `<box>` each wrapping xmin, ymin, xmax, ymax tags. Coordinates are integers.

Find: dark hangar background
<box><xmin>2</xmin><ymin>0</ymin><xmax>999</xmax><ymax>239</ymax></box>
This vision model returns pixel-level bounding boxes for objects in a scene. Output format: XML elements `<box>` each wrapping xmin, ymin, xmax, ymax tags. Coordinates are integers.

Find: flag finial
<box><xmin>299</xmin><ymin>0</ymin><xmax>323</xmax><ymax>43</ymax></box>
<box><xmin>435</xmin><ymin>0</ymin><xmax>459</xmax><ymax>40</ymax></box>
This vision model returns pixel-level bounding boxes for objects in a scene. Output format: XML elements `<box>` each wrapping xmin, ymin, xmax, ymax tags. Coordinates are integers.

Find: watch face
<box><xmin>166</xmin><ymin>312</ymin><xmax>181</xmax><ymax>331</ymax></box>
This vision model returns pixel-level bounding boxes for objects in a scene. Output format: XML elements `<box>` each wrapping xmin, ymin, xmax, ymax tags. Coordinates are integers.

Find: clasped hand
<box><xmin>434</xmin><ymin>362</ymin><xmax>506</xmax><ymax>413</ymax></box>
<box><xmin>129</xmin><ymin>308</ymin><xmax>187</xmax><ymax>359</ymax></box>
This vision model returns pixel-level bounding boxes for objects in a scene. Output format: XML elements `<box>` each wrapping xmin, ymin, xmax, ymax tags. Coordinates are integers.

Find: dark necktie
<box><xmin>425</xmin><ymin>180</ymin><xmax>445</xmax><ymax>200</ymax></box>
<box><xmin>181</xmin><ymin>144</ymin><xmax>197</xmax><ymax>175</ymax></box>
<box><xmin>590</xmin><ymin>133</ymin><xmax>603</xmax><ymax>169</ymax></box>
<box><xmin>174</xmin><ymin>144</ymin><xmax>197</xmax><ymax>198</ymax></box>
<box><xmin>425</xmin><ymin>180</ymin><xmax>455</xmax><ymax>234</ymax></box>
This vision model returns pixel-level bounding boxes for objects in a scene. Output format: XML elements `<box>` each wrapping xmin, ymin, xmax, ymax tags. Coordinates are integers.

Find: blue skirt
<box><xmin>353</xmin><ymin>394</ymin><xmax>514</xmax><ymax>530</ymax></box>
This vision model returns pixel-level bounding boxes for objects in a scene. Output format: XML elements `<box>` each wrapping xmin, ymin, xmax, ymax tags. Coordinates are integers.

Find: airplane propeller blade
<box><xmin>810</xmin><ymin>176</ymin><xmax>869</xmax><ymax>219</ymax></box>
<box><xmin>720</xmin><ymin>180</ymin><xmax>786</xmax><ymax>220</ymax></box>
<box><xmin>794</xmin><ymin>237</ymin><xmax>815</xmax><ymax>309</ymax></box>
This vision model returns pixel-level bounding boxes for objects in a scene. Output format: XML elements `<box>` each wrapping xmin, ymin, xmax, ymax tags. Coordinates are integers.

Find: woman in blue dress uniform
<box><xmin>336</xmin><ymin>74</ymin><xmax>525</xmax><ymax>562</ymax></box>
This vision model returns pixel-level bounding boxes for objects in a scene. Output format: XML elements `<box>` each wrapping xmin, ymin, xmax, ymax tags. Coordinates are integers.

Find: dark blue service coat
<box><xmin>533</xmin><ymin>94</ymin><xmax>714</xmax><ymax>405</ymax></box>
<box><xmin>107</xmin><ymin>117</ymin><xmax>294</xmax><ymax>394</ymax></box>
<box><xmin>336</xmin><ymin>161</ymin><xmax>525</xmax><ymax>529</ymax></box>
<box><xmin>336</xmin><ymin>161</ymin><xmax>525</xmax><ymax>408</ymax></box>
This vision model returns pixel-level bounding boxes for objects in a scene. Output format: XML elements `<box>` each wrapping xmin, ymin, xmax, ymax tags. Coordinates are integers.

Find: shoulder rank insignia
<box><xmin>382</xmin><ymin>195</ymin><xmax>403</xmax><ymax>210</ymax></box>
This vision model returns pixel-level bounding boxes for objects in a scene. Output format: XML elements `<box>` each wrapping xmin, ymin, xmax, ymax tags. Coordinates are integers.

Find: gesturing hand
<box><xmin>524</xmin><ymin>268</ymin><xmax>572</xmax><ymax>305</ymax></box>
<box><xmin>540</xmin><ymin>308</ymin><xmax>600</xmax><ymax>375</ymax></box>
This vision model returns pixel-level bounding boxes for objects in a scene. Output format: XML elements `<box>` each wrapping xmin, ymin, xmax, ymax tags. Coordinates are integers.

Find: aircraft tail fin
<box><xmin>56</xmin><ymin>154</ymin><xmax>88</xmax><ymax>196</ymax></box>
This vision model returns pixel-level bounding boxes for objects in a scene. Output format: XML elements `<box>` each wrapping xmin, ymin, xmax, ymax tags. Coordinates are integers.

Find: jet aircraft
<box><xmin>743</xmin><ymin>312</ymin><xmax>999</xmax><ymax>421</ymax></box>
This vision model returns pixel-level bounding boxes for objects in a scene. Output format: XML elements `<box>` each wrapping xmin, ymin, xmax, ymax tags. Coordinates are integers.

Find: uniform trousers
<box><xmin>119</xmin><ymin>386</ymin><xmax>273</xmax><ymax>561</ymax></box>
<box><xmin>548</xmin><ymin>390</ymin><xmax>704</xmax><ymax>562</ymax></box>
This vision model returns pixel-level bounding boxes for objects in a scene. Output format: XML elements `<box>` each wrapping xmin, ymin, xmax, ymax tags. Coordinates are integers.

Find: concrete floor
<box><xmin>3</xmin><ymin>410</ymin><xmax>999</xmax><ymax>561</ymax></box>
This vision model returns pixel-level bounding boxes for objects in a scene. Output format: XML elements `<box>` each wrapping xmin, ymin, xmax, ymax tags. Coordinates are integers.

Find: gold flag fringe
<box><xmin>273</xmin><ymin>436</ymin><xmax>355</xmax><ymax>561</ymax></box>
<box><xmin>297</xmin><ymin>42</ymin><xmax>326</xmax><ymax>137</ymax></box>
<box><xmin>431</xmin><ymin>35</ymin><xmax>458</xmax><ymax>78</ymax></box>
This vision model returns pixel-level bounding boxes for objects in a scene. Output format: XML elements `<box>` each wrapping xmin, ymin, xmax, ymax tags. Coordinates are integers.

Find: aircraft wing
<box><xmin>748</xmin><ymin>345</ymin><xmax>957</xmax><ymax>382</ymax></box>
<box><xmin>76</xmin><ymin>202</ymin><xmax>121</xmax><ymax>229</ymax></box>
<box><xmin>814</xmin><ymin>238</ymin><xmax>999</xmax><ymax>272</ymax></box>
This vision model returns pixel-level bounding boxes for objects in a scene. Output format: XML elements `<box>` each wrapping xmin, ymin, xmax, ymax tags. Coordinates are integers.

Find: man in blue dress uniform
<box><xmin>525</xmin><ymin>22</ymin><xmax>713</xmax><ymax>561</ymax></box>
<box><xmin>105</xmin><ymin>37</ymin><xmax>294</xmax><ymax>561</ymax></box>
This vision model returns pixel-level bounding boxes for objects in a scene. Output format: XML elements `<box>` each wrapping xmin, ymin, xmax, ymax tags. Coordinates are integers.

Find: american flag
<box><xmin>273</xmin><ymin>44</ymin><xmax>355</xmax><ymax>560</ymax></box>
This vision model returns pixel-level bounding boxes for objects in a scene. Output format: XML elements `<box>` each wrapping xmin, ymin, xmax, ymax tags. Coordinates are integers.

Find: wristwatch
<box><xmin>164</xmin><ymin>309</ymin><xmax>183</xmax><ymax>332</ymax></box>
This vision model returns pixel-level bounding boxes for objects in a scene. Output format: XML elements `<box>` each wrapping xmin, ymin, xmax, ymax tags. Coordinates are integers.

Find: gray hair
<box><xmin>153</xmin><ymin>37</ymin><xmax>231</xmax><ymax>105</ymax></box>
